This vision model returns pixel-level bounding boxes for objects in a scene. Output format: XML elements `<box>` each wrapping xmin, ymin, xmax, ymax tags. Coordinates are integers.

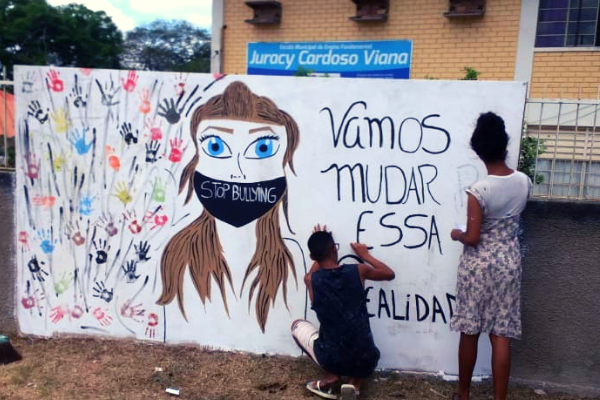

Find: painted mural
<box><xmin>15</xmin><ymin>66</ymin><xmax>527</xmax><ymax>374</ymax></box>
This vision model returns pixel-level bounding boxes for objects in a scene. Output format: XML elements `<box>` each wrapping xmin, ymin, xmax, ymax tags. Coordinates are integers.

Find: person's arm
<box><xmin>450</xmin><ymin>193</ymin><xmax>483</xmax><ymax>247</ymax></box>
<box><xmin>351</xmin><ymin>243</ymin><xmax>395</xmax><ymax>283</ymax></box>
<box><xmin>303</xmin><ymin>261</ymin><xmax>320</xmax><ymax>303</ymax></box>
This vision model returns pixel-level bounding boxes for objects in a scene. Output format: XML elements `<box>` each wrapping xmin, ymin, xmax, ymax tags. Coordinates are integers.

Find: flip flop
<box><xmin>340</xmin><ymin>384</ymin><xmax>359</xmax><ymax>400</ymax></box>
<box><xmin>306</xmin><ymin>380</ymin><xmax>338</xmax><ymax>399</ymax></box>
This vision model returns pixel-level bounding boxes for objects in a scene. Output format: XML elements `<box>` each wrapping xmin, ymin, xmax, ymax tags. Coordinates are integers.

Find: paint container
<box><xmin>165</xmin><ymin>388</ymin><xmax>180</xmax><ymax>396</ymax></box>
<box><xmin>0</xmin><ymin>335</ymin><xmax>22</xmax><ymax>365</ymax></box>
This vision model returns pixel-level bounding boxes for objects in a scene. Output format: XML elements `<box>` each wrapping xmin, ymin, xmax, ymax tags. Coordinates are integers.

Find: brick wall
<box><xmin>530</xmin><ymin>51</ymin><xmax>600</xmax><ymax>100</ymax></box>
<box><xmin>223</xmin><ymin>0</ymin><xmax>521</xmax><ymax>80</ymax></box>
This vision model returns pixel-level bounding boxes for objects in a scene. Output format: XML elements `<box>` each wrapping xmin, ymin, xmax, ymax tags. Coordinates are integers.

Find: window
<box><xmin>535</xmin><ymin>0</ymin><xmax>600</xmax><ymax>47</ymax></box>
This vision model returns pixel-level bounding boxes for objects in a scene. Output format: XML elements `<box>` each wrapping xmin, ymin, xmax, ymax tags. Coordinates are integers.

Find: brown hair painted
<box><xmin>157</xmin><ymin>81</ymin><xmax>300</xmax><ymax>332</ymax></box>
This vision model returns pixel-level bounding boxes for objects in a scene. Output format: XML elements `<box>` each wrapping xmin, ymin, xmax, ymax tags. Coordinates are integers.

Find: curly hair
<box><xmin>470</xmin><ymin>112</ymin><xmax>509</xmax><ymax>163</ymax></box>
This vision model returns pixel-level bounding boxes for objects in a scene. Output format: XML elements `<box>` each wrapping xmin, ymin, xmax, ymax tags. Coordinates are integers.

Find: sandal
<box><xmin>306</xmin><ymin>380</ymin><xmax>338</xmax><ymax>399</ymax></box>
<box><xmin>341</xmin><ymin>384</ymin><xmax>359</xmax><ymax>400</ymax></box>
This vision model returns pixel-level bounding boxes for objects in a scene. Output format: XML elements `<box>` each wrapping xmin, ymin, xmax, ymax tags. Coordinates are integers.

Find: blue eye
<box><xmin>244</xmin><ymin>136</ymin><xmax>280</xmax><ymax>160</ymax></box>
<box><xmin>200</xmin><ymin>135</ymin><xmax>232</xmax><ymax>158</ymax></box>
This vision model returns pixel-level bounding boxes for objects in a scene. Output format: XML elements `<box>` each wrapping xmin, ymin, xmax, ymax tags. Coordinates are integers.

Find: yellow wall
<box><xmin>223</xmin><ymin>0</ymin><xmax>521</xmax><ymax>80</ymax></box>
<box><xmin>530</xmin><ymin>52</ymin><xmax>600</xmax><ymax>100</ymax></box>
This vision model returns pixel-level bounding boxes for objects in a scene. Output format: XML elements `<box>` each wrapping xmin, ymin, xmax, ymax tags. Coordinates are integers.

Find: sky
<box><xmin>46</xmin><ymin>0</ymin><xmax>212</xmax><ymax>33</ymax></box>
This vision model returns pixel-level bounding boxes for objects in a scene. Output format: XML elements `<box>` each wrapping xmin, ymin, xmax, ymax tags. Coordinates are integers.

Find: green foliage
<box><xmin>461</xmin><ymin>66</ymin><xmax>480</xmax><ymax>80</ymax></box>
<box><xmin>0</xmin><ymin>0</ymin><xmax>123</xmax><ymax>78</ymax></box>
<box><xmin>518</xmin><ymin>136</ymin><xmax>546</xmax><ymax>184</ymax></box>
<box><xmin>122</xmin><ymin>20</ymin><xmax>210</xmax><ymax>72</ymax></box>
<box><xmin>293</xmin><ymin>66</ymin><xmax>314</xmax><ymax>77</ymax></box>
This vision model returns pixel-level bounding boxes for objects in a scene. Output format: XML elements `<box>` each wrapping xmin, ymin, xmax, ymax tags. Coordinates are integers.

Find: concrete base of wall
<box><xmin>0</xmin><ymin>171</ymin><xmax>17</xmax><ymax>334</ymax></box>
<box><xmin>512</xmin><ymin>200</ymin><xmax>600</xmax><ymax>394</ymax></box>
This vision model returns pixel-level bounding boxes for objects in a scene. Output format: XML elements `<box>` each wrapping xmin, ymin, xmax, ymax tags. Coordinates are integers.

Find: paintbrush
<box><xmin>0</xmin><ymin>335</ymin><xmax>22</xmax><ymax>365</ymax></box>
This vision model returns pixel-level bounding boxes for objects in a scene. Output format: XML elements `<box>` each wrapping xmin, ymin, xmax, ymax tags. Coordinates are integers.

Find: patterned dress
<box><xmin>450</xmin><ymin>173</ymin><xmax>531</xmax><ymax>340</ymax></box>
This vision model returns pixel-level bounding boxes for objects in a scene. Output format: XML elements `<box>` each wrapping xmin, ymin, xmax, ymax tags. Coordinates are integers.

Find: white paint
<box><xmin>514</xmin><ymin>0</ymin><xmax>539</xmax><ymax>93</ymax></box>
<box><xmin>14</xmin><ymin>66</ymin><xmax>526</xmax><ymax>375</ymax></box>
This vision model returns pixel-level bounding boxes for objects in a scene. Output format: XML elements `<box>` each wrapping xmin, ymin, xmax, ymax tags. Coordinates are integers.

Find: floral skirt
<box><xmin>450</xmin><ymin>230</ymin><xmax>523</xmax><ymax>339</ymax></box>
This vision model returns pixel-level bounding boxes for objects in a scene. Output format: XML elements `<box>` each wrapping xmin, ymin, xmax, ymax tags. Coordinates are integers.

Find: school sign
<box><xmin>247</xmin><ymin>40</ymin><xmax>412</xmax><ymax>79</ymax></box>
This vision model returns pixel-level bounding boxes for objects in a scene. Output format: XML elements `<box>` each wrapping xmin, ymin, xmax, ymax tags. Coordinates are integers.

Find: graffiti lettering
<box><xmin>321</xmin><ymin>101</ymin><xmax>450</xmax><ymax>154</ymax></box>
<box><xmin>365</xmin><ymin>287</ymin><xmax>456</xmax><ymax>324</ymax></box>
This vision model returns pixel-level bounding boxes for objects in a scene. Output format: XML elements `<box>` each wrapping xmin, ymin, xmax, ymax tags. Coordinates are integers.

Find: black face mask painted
<box><xmin>193</xmin><ymin>172</ymin><xmax>287</xmax><ymax>228</ymax></box>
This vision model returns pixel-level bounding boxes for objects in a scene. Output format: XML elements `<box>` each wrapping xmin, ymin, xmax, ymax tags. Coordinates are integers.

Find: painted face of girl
<box><xmin>195</xmin><ymin>119</ymin><xmax>288</xmax><ymax>183</ymax></box>
<box><xmin>192</xmin><ymin>119</ymin><xmax>289</xmax><ymax>227</ymax></box>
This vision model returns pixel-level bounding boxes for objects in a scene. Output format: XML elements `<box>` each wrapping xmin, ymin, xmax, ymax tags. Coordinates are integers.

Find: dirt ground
<box><xmin>0</xmin><ymin>336</ymin><xmax>597</xmax><ymax>400</ymax></box>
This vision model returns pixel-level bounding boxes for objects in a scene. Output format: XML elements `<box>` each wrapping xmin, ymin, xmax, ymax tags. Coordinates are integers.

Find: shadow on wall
<box><xmin>0</xmin><ymin>171</ymin><xmax>17</xmax><ymax>334</ymax></box>
<box><xmin>513</xmin><ymin>199</ymin><xmax>600</xmax><ymax>394</ymax></box>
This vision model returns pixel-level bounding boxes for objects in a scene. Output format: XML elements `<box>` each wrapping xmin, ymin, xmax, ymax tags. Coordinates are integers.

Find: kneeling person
<box><xmin>292</xmin><ymin>225</ymin><xmax>395</xmax><ymax>400</ymax></box>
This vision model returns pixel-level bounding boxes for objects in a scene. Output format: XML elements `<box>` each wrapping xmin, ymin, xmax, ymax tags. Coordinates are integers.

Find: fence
<box><xmin>0</xmin><ymin>68</ymin><xmax>14</xmax><ymax>170</ymax></box>
<box><xmin>523</xmin><ymin>100</ymin><xmax>600</xmax><ymax>202</ymax></box>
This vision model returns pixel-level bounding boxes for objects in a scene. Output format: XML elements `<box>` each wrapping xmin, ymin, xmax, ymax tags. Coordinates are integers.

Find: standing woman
<box><xmin>450</xmin><ymin>112</ymin><xmax>531</xmax><ymax>400</ymax></box>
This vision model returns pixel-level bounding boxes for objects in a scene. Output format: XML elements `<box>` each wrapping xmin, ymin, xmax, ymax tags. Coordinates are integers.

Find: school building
<box><xmin>202</xmin><ymin>0</ymin><xmax>600</xmax><ymax>394</ymax></box>
<box><xmin>211</xmin><ymin>0</ymin><xmax>600</xmax><ymax>202</ymax></box>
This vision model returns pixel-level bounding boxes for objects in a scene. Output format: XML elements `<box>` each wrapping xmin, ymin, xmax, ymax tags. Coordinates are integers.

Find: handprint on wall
<box><xmin>70</xmin><ymin>75</ymin><xmax>88</xmax><ymax>108</ymax></box>
<box><xmin>65</xmin><ymin>221</ymin><xmax>86</xmax><ymax>246</ymax></box>
<box><xmin>68</xmin><ymin>128</ymin><xmax>94</xmax><ymax>155</ymax></box>
<box><xmin>96</xmin><ymin>213</ymin><xmax>119</xmax><ymax>237</ymax></box>
<box><xmin>145</xmin><ymin>312</ymin><xmax>159</xmax><ymax>338</ymax></box>
<box><xmin>96</xmin><ymin>78</ymin><xmax>121</xmax><ymax>107</ymax></box>
<box><xmin>93</xmin><ymin>307</ymin><xmax>113</xmax><ymax>326</ymax></box>
<box><xmin>121</xmin><ymin>70</ymin><xmax>139</xmax><ymax>93</ymax></box>
<box><xmin>168</xmin><ymin>138</ymin><xmax>187</xmax><ymax>163</ymax></box>
<box><xmin>123</xmin><ymin>210</ymin><xmax>142</xmax><ymax>234</ymax></box>
<box><xmin>46</xmin><ymin>69</ymin><xmax>64</xmax><ymax>92</ymax></box>
<box><xmin>120</xmin><ymin>300</ymin><xmax>145</xmax><ymax>323</ymax></box>
<box><xmin>23</xmin><ymin>153</ymin><xmax>41</xmax><ymax>181</ymax></box>
<box><xmin>37</xmin><ymin>229</ymin><xmax>57</xmax><ymax>254</ymax></box>
<box><xmin>145</xmin><ymin>141</ymin><xmax>161</xmax><ymax>163</ymax></box>
<box><xmin>54</xmin><ymin>272</ymin><xmax>74</xmax><ymax>295</ymax></box>
<box><xmin>51</xmin><ymin>108</ymin><xmax>71</xmax><ymax>134</ymax></box>
<box><xmin>145</xmin><ymin>118</ymin><xmax>163</xmax><ymax>141</ymax></box>
<box><xmin>92</xmin><ymin>239</ymin><xmax>110</xmax><ymax>264</ymax></box>
<box><xmin>79</xmin><ymin>195</ymin><xmax>96</xmax><ymax>216</ymax></box>
<box><xmin>139</xmin><ymin>88</ymin><xmax>151</xmax><ymax>114</ymax></box>
<box><xmin>21</xmin><ymin>72</ymin><xmax>35</xmax><ymax>93</ymax></box>
<box><xmin>174</xmin><ymin>72</ymin><xmax>188</xmax><ymax>96</ymax></box>
<box><xmin>32</xmin><ymin>195</ymin><xmax>56</xmax><ymax>209</ymax></box>
<box><xmin>105</xmin><ymin>146</ymin><xmax>121</xmax><ymax>172</ymax></box>
<box><xmin>151</xmin><ymin>177</ymin><xmax>166</xmax><ymax>203</ymax></box>
<box><xmin>158</xmin><ymin>98</ymin><xmax>183</xmax><ymax>124</ymax></box>
<box><xmin>70</xmin><ymin>305</ymin><xmax>84</xmax><ymax>319</ymax></box>
<box><xmin>92</xmin><ymin>281</ymin><xmax>114</xmax><ymax>303</ymax></box>
<box><xmin>121</xmin><ymin>261</ymin><xmax>140</xmax><ymax>283</ymax></box>
<box><xmin>27</xmin><ymin>101</ymin><xmax>49</xmax><ymax>124</ymax></box>
<box><xmin>18</xmin><ymin>231</ymin><xmax>30</xmax><ymax>251</ymax></box>
<box><xmin>113</xmin><ymin>182</ymin><xmax>133</xmax><ymax>205</ymax></box>
<box><xmin>50</xmin><ymin>305</ymin><xmax>69</xmax><ymax>323</ymax></box>
<box><xmin>134</xmin><ymin>241</ymin><xmax>151</xmax><ymax>263</ymax></box>
<box><xmin>119</xmin><ymin>122</ymin><xmax>138</xmax><ymax>145</ymax></box>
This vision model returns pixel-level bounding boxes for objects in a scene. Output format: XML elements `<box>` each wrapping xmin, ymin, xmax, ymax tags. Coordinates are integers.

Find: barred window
<box><xmin>536</xmin><ymin>0</ymin><xmax>600</xmax><ymax>47</ymax></box>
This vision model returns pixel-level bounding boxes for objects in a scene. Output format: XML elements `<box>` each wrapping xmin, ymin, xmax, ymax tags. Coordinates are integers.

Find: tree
<box><xmin>122</xmin><ymin>20</ymin><xmax>210</xmax><ymax>72</ymax></box>
<box><xmin>53</xmin><ymin>4</ymin><xmax>123</xmax><ymax>69</ymax></box>
<box><xmin>0</xmin><ymin>0</ymin><xmax>123</xmax><ymax>79</ymax></box>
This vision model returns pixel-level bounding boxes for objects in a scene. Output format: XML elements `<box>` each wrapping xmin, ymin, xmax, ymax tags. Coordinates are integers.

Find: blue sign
<box><xmin>247</xmin><ymin>40</ymin><xmax>412</xmax><ymax>79</ymax></box>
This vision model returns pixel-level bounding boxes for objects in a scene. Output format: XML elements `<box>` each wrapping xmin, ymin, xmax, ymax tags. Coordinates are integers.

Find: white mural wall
<box><xmin>15</xmin><ymin>66</ymin><xmax>526</xmax><ymax>375</ymax></box>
